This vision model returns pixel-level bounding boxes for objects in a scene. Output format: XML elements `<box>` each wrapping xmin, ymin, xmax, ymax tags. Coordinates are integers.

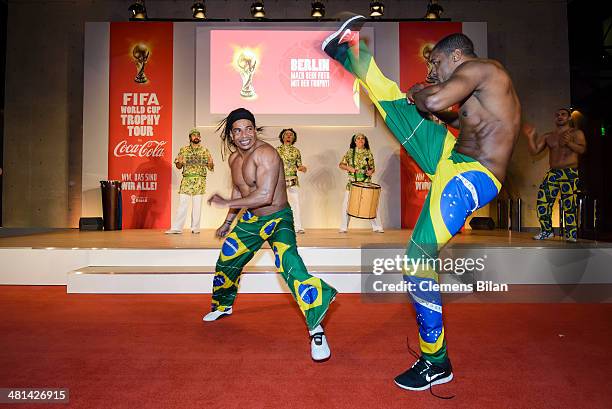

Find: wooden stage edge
<box><xmin>0</xmin><ymin>228</ymin><xmax>603</xmax><ymax>250</ymax></box>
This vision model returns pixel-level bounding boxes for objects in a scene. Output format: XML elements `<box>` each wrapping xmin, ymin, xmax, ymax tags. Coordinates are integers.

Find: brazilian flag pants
<box><xmin>211</xmin><ymin>206</ymin><xmax>337</xmax><ymax>330</ymax></box>
<box><xmin>536</xmin><ymin>167</ymin><xmax>579</xmax><ymax>240</ymax></box>
<box><xmin>328</xmin><ymin>38</ymin><xmax>502</xmax><ymax>363</ymax></box>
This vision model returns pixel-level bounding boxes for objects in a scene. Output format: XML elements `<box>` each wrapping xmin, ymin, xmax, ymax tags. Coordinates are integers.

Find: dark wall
<box><xmin>0</xmin><ymin>0</ymin><xmax>6</xmax><ymax>226</ymax></box>
<box><xmin>568</xmin><ymin>1</ymin><xmax>612</xmax><ymax>236</ymax></box>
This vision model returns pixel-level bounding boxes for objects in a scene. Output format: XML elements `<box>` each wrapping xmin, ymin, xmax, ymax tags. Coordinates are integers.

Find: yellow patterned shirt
<box><xmin>341</xmin><ymin>148</ymin><xmax>375</xmax><ymax>190</ymax></box>
<box><xmin>178</xmin><ymin>145</ymin><xmax>212</xmax><ymax>195</ymax></box>
<box><xmin>277</xmin><ymin>144</ymin><xmax>303</xmax><ymax>187</ymax></box>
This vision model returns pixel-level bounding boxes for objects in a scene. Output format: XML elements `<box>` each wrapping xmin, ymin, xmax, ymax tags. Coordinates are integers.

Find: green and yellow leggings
<box><xmin>328</xmin><ymin>37</ymin><xmax>501</xmax><ymax>363</ymax></box>
<box><xmin>211</xmin><ymin>206</ymin><xmax>337</xmax><ymax>330</ymax></box>
<box><xmin>537</xmin><ymin>167</ymin><xmax>579</xmax><ymax>240</ymax></box>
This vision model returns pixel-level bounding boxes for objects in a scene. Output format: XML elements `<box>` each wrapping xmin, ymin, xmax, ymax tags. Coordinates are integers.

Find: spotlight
<box><xmin>424</xmin><ymin>0</ymin><xmax>443</xmax><ymax>20</ymax></box>
<box><xmin>311</xmin><ymin>1</ymin><xmax>325</xmax><ymax>19</ymax></box>
<box><xmin>192</xmin><ymin>2</ymin><xmax>206</xmax><ymax>20</ymax></box>
<box><xmin>369</xmin><ymin>1</ymin><xmax>384</xmax><ymax>17</ymax></box>
<box><xmin>128</xmin><ymin>0</ymin><xmax>147</xmax><ymax>20</ymax></box>
<box><xmin>251</xmin><ymin>1</ymin><xmax>265</xmax><ymax>18</ymax></box>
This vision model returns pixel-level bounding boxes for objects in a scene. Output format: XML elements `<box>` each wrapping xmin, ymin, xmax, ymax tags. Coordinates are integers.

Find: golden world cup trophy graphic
<box><xmin>132</xmin><ymin>43</ymin><xmax>150</xmax><ymax>84</ymax></box>
<box><xmin>236</xmin><ymin>49</ymin><xmax>258</xmax><ymax>98</ymax></box>
<box><xmin>421</xmin><ymin>43</ymin><xmax>435</xmax><ymax>83</ymax></box>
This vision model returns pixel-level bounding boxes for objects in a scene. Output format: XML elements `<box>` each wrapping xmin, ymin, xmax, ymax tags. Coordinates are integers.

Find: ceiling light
<box><xmin>251</xmin><ymin>1</ymin><xmax>265</xmax><ymax>19</ymax></box>
<box><xmin>128</xmin><ymin>0</ymin><xmax>147</xmax><ymax>20</ymax></box>
<box><xmin>424</xmin><ymin>0</ymin><xmax>443</xmax><ymax>20</ymax></box>
<box><xmin>312</xmin><ymin>1</ymin><xmax>325</xmax><ymax>19</ymax></box>
<box><xmin>192</xmin><ymin>2</ymin><xmax>206</xmax><ymax>20</ymax></box>
<box><xmin>369</xmin><ymin>1</ymin><xmax>384</xmax><ymax>18</ymax></box>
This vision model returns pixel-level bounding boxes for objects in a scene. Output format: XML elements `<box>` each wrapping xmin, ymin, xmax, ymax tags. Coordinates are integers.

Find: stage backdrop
<box><xmin>108</xmin><ymin>22</ymin><xmax>173</xmax><ymax>228</ymax></box>
<box><xmin>82</xmin><ymin>22</ymin><xmax>487</xmax><ymax>230</ymax></box>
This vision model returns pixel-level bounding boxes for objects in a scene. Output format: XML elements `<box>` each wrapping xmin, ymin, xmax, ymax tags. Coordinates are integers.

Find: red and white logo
<box><xmin>113</xmin><ymin>140</ymin><xmax>166</xmax><ymax>158</ymax></box>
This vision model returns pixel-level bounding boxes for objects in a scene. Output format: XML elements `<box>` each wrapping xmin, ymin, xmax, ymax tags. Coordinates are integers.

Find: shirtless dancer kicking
<box><xmin>523</xmin><ymin>109</ymin><xmax>586</xmax><ymax>242</ymax></box>
<box><xmin>322</xmin><ymin>16</ymin><xmax>521</xmax><ymax>390</ymax></box>
<box><xmin>203</xmin><ymin>107</ymin><xmax>337</xmax><ymax>362</ymax></box>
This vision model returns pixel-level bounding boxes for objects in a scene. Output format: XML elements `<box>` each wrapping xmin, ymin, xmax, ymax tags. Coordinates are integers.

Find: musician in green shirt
<box><xmin>165</xmin><ymin>129</ymin><xmax>214</xmax><ymax>234</ymax></box>
<box><xmin>277</xmin><ymin>128</ymin><xmax>307</xmax><ymax>233</ymax></box>
<box><xmin>338</xmin><ymin>133</ymin><xmax>383</xmax><ymax>233</ymax></box>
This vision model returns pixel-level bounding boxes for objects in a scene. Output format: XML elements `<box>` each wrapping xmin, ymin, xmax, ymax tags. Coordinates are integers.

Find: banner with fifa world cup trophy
<box><xmin>108</xmin><ymin>22</ymin><xmax>173</xmax><ymax>229</ymax></box>
<box><xmin>399</xmin><ymin>22</ymin><xmax>461</xmax><ymax>228</ymax></box>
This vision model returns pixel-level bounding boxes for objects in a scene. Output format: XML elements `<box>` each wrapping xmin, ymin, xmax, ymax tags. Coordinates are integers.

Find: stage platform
<box><xmin>0</xmin><ymin>228</ymin><xmax>610</xmax><ymax>294</ymax></box>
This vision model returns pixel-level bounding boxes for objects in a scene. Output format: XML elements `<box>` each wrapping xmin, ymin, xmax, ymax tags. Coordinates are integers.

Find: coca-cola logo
<box><xmin>113</xmin><ymin>140</ymin><xmax>166</xmax><ymax>158</ymax></box>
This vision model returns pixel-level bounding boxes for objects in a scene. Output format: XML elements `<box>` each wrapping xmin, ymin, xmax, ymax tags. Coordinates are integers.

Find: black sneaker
<box><xmin>394</xmin><ymin>356</ymin><xmax>453</xmax><ymax>391</ymax></box>
<box><xmin>321</xmin><ymin>14</ymin><xmax>366</xmax><ymax>59</ymax></box>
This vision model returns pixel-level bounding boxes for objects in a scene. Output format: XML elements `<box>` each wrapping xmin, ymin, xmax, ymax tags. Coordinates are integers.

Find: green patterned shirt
<box><xmin>277</xmin><ymin>144</ymin><xmax>303</xmax><ymax>187</ymax></box>
<box><xmin>178</xmin><ymin>145</ymin><xmax>212</xmax><ymax>195</ymax></box>
<box><xmin>341</xmin><ymin>148</ymin><xmax>375</xmax><ymax>190</ymax></box>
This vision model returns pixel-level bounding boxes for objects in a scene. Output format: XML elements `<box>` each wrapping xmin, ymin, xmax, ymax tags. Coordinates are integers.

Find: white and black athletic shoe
<box><xmin>321</xmin><ymin>14</ymin><xmax>366</xmax><ymax>57</ymax></box>
<box><xmin>533</xmin><ymin>230</ymin><xmax>554</xmax><ymax>240</ymax></box>
<box><xmin>202</xmin><ymin>307</ymin><xmax>232</xmax><ymax>322</ymax></box>
<box><xmin>394</xmin><ymin>357</ymin><xmax>453</xmax><ymax>391</ymax></box>
<box><xmin>310</xmin><ymin>332</ymin><xmax>331</xmax><ymax>362</ymax></box>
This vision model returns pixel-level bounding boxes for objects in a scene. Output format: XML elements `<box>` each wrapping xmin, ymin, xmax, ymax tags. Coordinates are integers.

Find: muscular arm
<box><xmin>522</xmin><ymin>124</ymin><xmax>548</xmax><ymax>155</ymax></box>
<box><xmin>223</xmin><ymin>185</ymin><xmax>242</xmax><ymax>222</ymax></box>
<box><xmin>528</xmin><ymin>132</ymin><xmax>548</xmax><ymax>155</ymax></box>
<box><xmin>431</xmin><ymin>110</ymin><xmax>460</xmax><ymax>129</ymax></box>
<box><xmin>225</xmin><ymin>148</ymin><xmax>280</xmax><ymax>209</ymax></box>
<box><xmin>413</xmin><ymin>61</ymin><xmax>483</xmax><ymax>113</ymax></box>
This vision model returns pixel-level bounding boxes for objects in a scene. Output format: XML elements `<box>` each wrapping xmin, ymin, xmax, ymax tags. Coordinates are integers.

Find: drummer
<box><xmin>338</xmin><ymin>133</ymin><xmax>384</xmax><ymax>233</ymax></box>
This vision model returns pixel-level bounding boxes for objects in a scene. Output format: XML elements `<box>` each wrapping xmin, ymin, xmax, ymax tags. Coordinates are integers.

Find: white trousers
<box><xmin>171</xmin><ymin>194</ymin><xmax>203</xmax><ymax>231</ymax></box>
<box><xmin>287</xmin><ymin>186</ymin><xmax>303</xmax><ymax>231</ymax></box>
<box><xmin>340</xmin><ymin>190</ymin><xmax>383</xmax><ymax>231</ymax></box>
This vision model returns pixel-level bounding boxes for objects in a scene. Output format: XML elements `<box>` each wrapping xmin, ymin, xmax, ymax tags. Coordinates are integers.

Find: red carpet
<box><xmin>1</xmin><ymin>286</ymin><xmax>611</xmax><ymax>408</ymax></box>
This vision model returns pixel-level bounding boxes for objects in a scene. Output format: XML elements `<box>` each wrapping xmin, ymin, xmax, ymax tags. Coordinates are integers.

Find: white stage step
<box><xmin>3</xmin><ymin>241</ymin><xmax>612</xmax><ymax>293</ymax></box>
<box><xmin>66</xmin><ymin>265</ymin><xmax>474</xmax><ymax>294</ymax></box>
<box><xmin>67</xmin><ymin>265</ymin><xmax>363</xmax><ymax>294</ymax></box>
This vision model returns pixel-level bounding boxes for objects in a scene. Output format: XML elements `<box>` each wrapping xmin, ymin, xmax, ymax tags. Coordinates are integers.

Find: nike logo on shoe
<box><xmin>425</xmin><ymin>372</ymin><xmax>445</xmax><ymax>382</ymax></box>
<box><xmin>339</xmin><ymin>29</ymin><xmax>358</xmax><ymax>45</ymax></box>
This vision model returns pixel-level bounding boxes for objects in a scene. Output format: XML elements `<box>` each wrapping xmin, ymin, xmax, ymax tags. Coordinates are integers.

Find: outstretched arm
<box><xmin>413</xmin><ymin>61</ymin><xmax>483</xmax><ymax>113</ymax></box>
<box><xmin>522</xmin><ymin>123</ymin><xmax>548</xmax><ymax>155</ymax></box>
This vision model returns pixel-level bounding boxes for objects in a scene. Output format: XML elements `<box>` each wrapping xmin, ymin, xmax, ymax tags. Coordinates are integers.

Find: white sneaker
<box><xmin>373</xmin><ymin>229</ymin><xmax>385</xmax><ymax>233</ymax></box>
<box><xmin>296</xmin><ymin>229</ymin><xmax>305</xmax><ymax>234</ymax></box>
<box><xmin>164</xmin><ymin>229</ymin><xmax>182</xmax><ymax>234</ymax></box>
<box><xmin>566</xmin><ymin>237</ymin><xmax>577</xmax><ymax>243</ymax></box>
<box><xmin>533</xmin><ymin>231</ymin><xmax>554</xmax><ymax>240</ymax></box>
<box><xmin>339</xmin><ymin>229</ymin><xmax>347</xmax><ymax>234</ymax></box>
<box><xmin>310</xmin><ymin>331</ymin><xmax>331</xmax><ymax>362</ymax></box>
<box><xmin>202</xmin><ymin>308</ymin><xmax>232</xmax><ymax>322</ymax></box>
<box><xmin>191</xmin><ymin>229</ymin><xmax>200</xmax><ymax>234</ymax></box>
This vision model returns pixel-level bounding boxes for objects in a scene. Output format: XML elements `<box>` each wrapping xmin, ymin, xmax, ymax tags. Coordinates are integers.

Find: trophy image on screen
<box><xmin>421</xmin><ymin>43</ymin><xmax>435</xmax><ymax>83</ymax></box>
<box><xmin>236</xmin><ymin>49</ymin><xmax>258</xmax><ymax>98</ymax></box>
<box><xmin>132</xmin><ymin>44</ymin><xmax>150</xmax><ymax>84</ymax></box>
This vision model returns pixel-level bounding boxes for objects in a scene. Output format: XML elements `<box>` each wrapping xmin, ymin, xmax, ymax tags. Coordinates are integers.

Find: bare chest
<box><xmin>547</xmin><ymin>133</ymin><xmax>573</xmax><ymax>152</ymax></box>
<box><xmin>231</xmin><ymin>155</ymin><xmax>257</xmax><ymax>190</ymax></box>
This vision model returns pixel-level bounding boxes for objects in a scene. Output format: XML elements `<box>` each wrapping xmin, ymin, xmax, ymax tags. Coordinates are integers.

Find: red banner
<box><xmin>108</xmin><ymin>22</ymin><xmax>173</xmax><ymax>228</ymax></box>
<box><xmin>399</xmin><ymin>22</ymin><xmax>462</xmax><ymax>228</ymax></box>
